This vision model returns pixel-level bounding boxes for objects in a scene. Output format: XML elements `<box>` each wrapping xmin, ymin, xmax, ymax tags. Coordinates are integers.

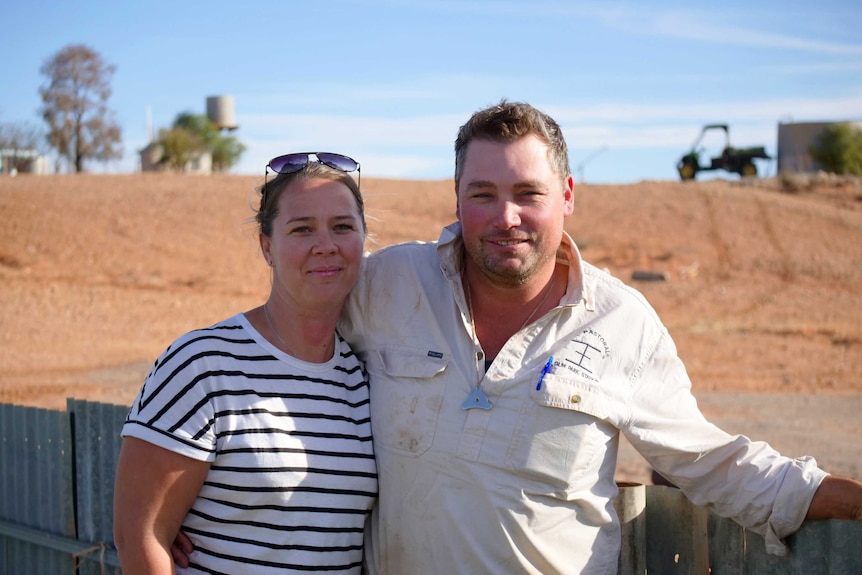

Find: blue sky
<box><xmin>2</xmin><ymin>0</ymin><xmax>861</xmax><ymax>183</ymax></box>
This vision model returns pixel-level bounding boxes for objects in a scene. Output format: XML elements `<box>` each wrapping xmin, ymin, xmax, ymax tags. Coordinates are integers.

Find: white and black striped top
<box><xmin>122</xmin><ymin>313</ymin><xmax>377</xmax><ymax>574</ymax></box>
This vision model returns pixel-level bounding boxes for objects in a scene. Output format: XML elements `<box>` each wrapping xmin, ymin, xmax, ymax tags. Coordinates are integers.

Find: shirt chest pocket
<box><xmin>505</xmin><ymin>373</ymin><xmax>616</xmax><ymax>494</ymax></box>
<box><xmin>366</xmin><ymin>346</ymin><xmax>448</xmax><ymax>456</ymax></box>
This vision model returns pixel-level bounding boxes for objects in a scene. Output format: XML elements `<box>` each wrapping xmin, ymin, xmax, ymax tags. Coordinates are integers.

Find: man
<box><xmin>339</xmin><ymin>101</ymin><xmax>862</xmax><ymax>574</ymax></box>
<box><xmin>173</xmin><ymin>101</ymin><xmax>862</xmax><ymax>573</ymax></box>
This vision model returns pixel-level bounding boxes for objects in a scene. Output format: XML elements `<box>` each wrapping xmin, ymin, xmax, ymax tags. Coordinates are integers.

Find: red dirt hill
<box><xmin>2</xmin><ymin>173</ymin><xmax>860</xmax><ymax>481</ymax></box>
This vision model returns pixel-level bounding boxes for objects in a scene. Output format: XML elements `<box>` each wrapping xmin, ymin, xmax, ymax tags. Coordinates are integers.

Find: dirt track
<box><xmin>1</xmin><ymin>173</ymin><xmax>860</xmax><ymax>483</ymax></box>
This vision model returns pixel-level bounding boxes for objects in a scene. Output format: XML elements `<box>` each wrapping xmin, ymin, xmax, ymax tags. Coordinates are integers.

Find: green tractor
<box><xmin>677</xmin><ymin>124</ymin><xmax>771</xmax><ymax>181</ymax></box>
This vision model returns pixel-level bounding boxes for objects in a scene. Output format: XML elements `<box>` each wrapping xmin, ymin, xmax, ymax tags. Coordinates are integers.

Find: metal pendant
<box><xmin>461</xmin><ymin>387</ymin><xmax>492</xmax><ymax>410</ymax></box>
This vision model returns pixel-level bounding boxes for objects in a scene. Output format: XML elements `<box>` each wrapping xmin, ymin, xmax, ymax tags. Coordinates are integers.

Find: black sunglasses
<box><xmin>264</xmin><ymin>152</ymin><xmax>360</xmax><ymax>202</ymax></box>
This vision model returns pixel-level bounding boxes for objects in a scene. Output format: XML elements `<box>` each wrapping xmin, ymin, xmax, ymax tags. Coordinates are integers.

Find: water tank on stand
<box><xmin>206</xmin><ymin>95</ymin><xmax>238</xmax><ymax>131</ymax></box>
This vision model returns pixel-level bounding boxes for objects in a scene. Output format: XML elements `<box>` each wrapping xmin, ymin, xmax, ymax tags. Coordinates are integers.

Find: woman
<box><xmin>114</xmin><ymin>154</ymin><xmax>377</xmax><ymax>574</ymax></box>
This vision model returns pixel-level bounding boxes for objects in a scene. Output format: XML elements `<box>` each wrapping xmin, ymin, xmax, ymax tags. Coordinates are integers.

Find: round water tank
<box><xmin>206</xmin><ymin>95</ymin><xmax>238</xmax><ymax>130</ymax></box>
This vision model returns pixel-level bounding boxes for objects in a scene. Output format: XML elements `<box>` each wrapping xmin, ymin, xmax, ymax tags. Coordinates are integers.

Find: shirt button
<box><xmin>476</xmin><ymin>351</ymin><xmax>483</xmax><ymax>361</ymax></box>
<box><xmin>570</xmin><ymin>394</ymin><xmax>581</xmax><ymax>404</ymax></box>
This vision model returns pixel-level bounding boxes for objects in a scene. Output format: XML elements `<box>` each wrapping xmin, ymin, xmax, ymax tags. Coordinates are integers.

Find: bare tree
<box><xmin>39</xmin><ymin>44</ymin><xmax>122</xmax><ymax>172</ymax></box>
<box><xmin>0</xmin><ymin>121</ymin><xmax>44</xmax><ymax>151</ymax></box>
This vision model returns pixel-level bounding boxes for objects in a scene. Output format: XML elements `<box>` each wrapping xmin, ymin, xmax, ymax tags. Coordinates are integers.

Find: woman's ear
<box><xmin>259</xmin><ymin>233</ymin><xmax>273</xmax><ymax>266</ymax></box>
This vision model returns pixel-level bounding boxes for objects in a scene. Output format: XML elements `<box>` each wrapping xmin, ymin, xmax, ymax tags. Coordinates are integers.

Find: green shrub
<box><xmin>809</xmin><ymin>123</ymin><xmax>862</xmax><ymax>175</ymax></box>
<box><xmin>158</xmin><ymin>112</ymin><xmax>245</xmax><ymax>173</ymax></box>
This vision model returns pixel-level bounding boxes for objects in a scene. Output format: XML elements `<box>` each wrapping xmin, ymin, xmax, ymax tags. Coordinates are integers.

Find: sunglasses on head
<box><xmin>264</xmin><ymin>152</ymin><xmax>360</xmax><ymax>202</ymax></box>
<box><xmin>268</xmin><ymin>152</ymin><xmax>359</xmax><ymax>175</ymax></box>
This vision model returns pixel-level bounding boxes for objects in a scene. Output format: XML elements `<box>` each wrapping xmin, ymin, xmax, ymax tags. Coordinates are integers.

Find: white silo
<box><xmin>206</xmin><ymin>95</ymin><xmax>238</xmax><ymax>131</ymax></box>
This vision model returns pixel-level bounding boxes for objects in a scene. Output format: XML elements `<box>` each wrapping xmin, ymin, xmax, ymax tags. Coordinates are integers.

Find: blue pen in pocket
<box><xmin>536</xmin><ymin>356</ymin><xmax>554</xmax><ymax>390</ymax></box>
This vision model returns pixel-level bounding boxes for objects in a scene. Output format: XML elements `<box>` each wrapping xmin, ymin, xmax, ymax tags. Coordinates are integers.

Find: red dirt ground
<box><xmin>1</xmin><ymin>173</ymin><xmax>860</xmax><ymax>482</ymax></box>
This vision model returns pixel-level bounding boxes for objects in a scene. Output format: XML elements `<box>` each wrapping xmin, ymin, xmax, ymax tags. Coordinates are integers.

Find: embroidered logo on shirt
<box><xmin>427</xmin><ymin>350</ymin><xmax>444</xmax><ymax>359</ymax></box>
<box><xmin>560</xmin><ymin>328</ymin><xmax>610</xmax><ymax>383</ymax></box>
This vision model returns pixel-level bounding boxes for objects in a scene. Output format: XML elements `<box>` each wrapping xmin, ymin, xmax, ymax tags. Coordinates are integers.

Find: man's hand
<box><xmin>170</xmin><ymin>531</ymin><xmax>194</xmax><ymax>568</ymax></box>
<box><xmin>806</xmin><ymin>475</ymin><xmax>862</xmax><ymax>521</ymax></box>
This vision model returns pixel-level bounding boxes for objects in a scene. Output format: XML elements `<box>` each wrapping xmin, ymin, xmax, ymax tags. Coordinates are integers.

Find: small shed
<box><xmin>138</xmin><ymin>143</ymin><xmax>212</xmax><ymax>175</ymax></box>
<box><xmin>777</xmin><ymin>120</ymin><xmax>862</xmax><ymax>173</ymax></box>
<box><xmin>0</xmin><ymin>148</ymin><xmax>48</xmax><ymax>175</ymax></box>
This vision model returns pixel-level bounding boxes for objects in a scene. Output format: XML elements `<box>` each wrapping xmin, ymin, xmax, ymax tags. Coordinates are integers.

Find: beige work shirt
<box><xmin>341</xmin><ymin>222</ymin><xmax>826</xmax><ymax>575</ymax></box>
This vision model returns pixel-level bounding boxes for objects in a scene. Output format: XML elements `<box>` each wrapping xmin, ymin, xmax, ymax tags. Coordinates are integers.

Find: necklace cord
<box><xmin>263</xmin><ymin>303</ymin><xmax>289</xmax><ymax>347</ymax></box>
<box><xmin>517</xmin><ymin>275</ymin><xmax>556</xmax><ymax>331</ymax></box>
<box><xmin>462</xmin><ymin>275</ymin><xmax>555</xmax><ymax>403</ymax></box>
<box><xmin>466</xmin><ymin>275</ymin><xmax>556</xmax><ymax>333</ymax></box>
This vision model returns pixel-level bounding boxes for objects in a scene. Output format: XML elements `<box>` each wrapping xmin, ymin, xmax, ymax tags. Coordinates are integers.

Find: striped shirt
<box><xmin>122</xmin><ymin>313</ymin><xmax>377</xmax><ymax>574</ymax></box>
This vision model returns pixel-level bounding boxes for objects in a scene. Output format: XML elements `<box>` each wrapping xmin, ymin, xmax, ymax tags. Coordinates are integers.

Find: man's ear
<box><xmin>454</xmin><ymin>182</ymin><xmax>462</xmax><ymax>221</ymax></box>
<box><xmin>563</xmin><ymin>175</ymin><xmax>575</xmax><ymax>216</ymax></box>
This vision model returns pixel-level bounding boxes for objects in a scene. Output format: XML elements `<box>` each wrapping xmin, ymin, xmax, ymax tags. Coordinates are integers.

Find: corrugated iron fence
<box><xmin>1</xmin><ymin>400</ymin><xmax>124</xmax><ymax>574</ymax></box>
<box><xmin>1</xmin><ymin>399</ymin><xmax>861</xmax><ymax>574</ymax></box>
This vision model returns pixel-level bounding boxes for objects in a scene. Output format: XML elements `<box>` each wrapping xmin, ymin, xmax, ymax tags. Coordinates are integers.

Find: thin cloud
<box><xmin>597</xmin><ymin>7</ymin><xmax>862</xmax><ymax>55</ymax></box>
<box><xmin>242</xmin><ymin>113</ymin><xmax>462</xmax><ymax>147</ymax></box>
<box><xmin>233</xmin><ymin>93</ymin><xmax>862</xmax><ymax>178</ymax></box>
<box><xmin>657</xmin><ymin>13</ymin><xmax>862</xmax><ymax>54</ymax></box>
<box><xmin>236</xmin><ymin>73</ymin><xmax>525</xmax><ymax>113</ymax></box>
<box><xmin>549</xmin><ymin>95</ymin><xmax>862</xmax><ymax>125</ymax></box>
<box><xmin>563</xmin><ymin>124</ymin><xmax>777</xmax><ymax>151</ymax></box>
<box><xmin>769</xmin><ymin>60</ymin><xmax>862</xmax><ymax>75</ymax></box>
